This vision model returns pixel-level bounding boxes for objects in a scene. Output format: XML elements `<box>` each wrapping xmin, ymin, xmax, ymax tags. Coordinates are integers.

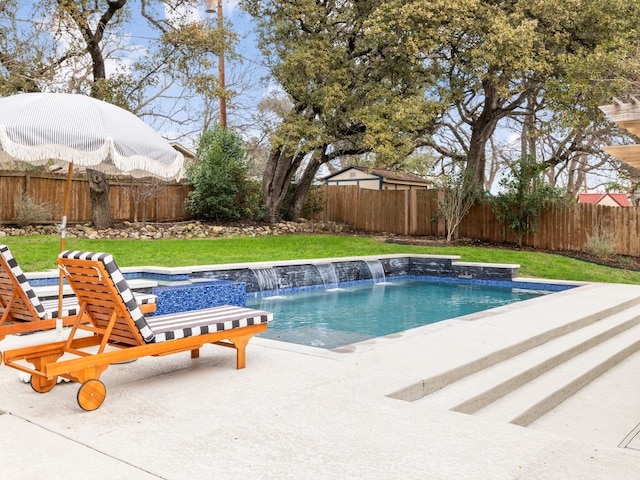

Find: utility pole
<box><xmin>205</xmin><ymin>0</ymin><xmax>227</xmax><ymax>128</ymax></box>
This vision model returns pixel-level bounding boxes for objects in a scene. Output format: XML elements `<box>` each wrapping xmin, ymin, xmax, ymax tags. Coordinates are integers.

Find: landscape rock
<box><xmin>0</xmin><ymin>220</ymin><xmax>353</xmax><ymax>240</ymax></box>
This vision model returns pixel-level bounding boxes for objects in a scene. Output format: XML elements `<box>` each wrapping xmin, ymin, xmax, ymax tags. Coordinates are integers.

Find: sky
<box><xmin>141</xmin><ymin>1</ymin><xmax>270</xmax><ymax>145</ymax></box>
<box><xmin>8</xmin><ymin>0</ymin><xmax>269</xmax><ymax>148</ymax></box>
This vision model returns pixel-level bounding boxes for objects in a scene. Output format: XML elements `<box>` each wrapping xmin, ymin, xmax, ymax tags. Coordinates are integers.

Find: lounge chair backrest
<box><xmin>0</xmin><ymin>244</ymin><xmax>47</xmax><ymax>321</ymax></box>
<box><xmin>58</xmin><ymin>250</ymin><xmax>154</xmax><ymax>344</ymax></box>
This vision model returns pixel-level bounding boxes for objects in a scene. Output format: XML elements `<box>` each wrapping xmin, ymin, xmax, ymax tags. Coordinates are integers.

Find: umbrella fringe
<box><xmin>109</xmin><ymin>139</ymin><xmax>184</xmax><ymax>179</ymax></box>
<box><xmin>0</xmin><ymin>126</ymin><xmax>183</xmax><ymax>180</ymax></box>
<box><xmin>0</xmin><ymin>125</ymin><xmax>111</xmax><ymax>165</ymax></box>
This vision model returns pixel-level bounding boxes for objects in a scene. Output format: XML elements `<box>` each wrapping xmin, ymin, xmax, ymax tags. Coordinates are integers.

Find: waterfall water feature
<box><xmin>365</xmin><ymin>260</ymin><xmax>386</xmax><ymax>283</ymax></box>
<box><xmin>251</xmin><ymin>267</ymin><xmax>280</xmax><ymax>292</ymax></box>
<box><xmin>315</xmin><ymin>263</ymin><xmax>339</xmax><ymax>289</ymax></box>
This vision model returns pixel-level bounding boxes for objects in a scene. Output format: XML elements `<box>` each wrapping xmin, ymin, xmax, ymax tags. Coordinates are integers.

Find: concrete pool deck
<box><xmin>2</xmin><ymin>280</ymin><xmax>640</xmax><ymax>479</ymax></box>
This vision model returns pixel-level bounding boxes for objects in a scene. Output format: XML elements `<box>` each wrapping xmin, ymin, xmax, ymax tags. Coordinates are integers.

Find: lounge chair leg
<box><xmin>190</xmin><ymin>348</ymin><xmax>200</xmax><ymax>359</ymax></box>
<box><xmin>67</xmin><ymin>365</ymin><xmax>108</xmax><ymax>385</ymax></box>
<box><xmin>231</xmin><ymin>334</ymin><xmax>253</xmax><ymax>369</ymax></box>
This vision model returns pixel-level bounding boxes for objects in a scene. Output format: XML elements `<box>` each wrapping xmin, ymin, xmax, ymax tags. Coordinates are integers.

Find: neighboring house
<box><xmin>324</xmin><ymin>166</ymin><xmax>432</xmax><ymax>190</ymax></box>
<box><xmin>577</xmin><ymin>193</ymin><xmax>630</xmax><ymax>207</ymax></box>
<box><xmin>170</xmin><ymin>142</ymin><xmax>197</xmax><ymax>166</ymax></box>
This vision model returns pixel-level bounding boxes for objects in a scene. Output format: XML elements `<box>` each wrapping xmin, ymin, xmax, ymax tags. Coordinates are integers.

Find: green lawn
<box><xmin>2</xmin><ymin>233</ymin><xmax>640</xmax><ymax>284</ymax></box>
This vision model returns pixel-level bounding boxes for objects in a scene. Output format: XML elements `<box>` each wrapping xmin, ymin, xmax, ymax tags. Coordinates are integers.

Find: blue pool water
<box><xmin>247</xmin><ymin>279</ymin><xmax>549</xmax><ymax>349</ymax></box>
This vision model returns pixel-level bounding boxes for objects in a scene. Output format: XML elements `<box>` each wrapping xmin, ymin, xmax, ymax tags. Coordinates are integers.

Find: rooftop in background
<box><xmin>577</xmin><ymin>193</ymin><xmax>630</xmax><ymax>207</ymax></box>
<box><xmin>324</xmin><ymin>166</ymin><xmax>432</xmax><ymax>190</ymax></box>
<box><xmin>170</xmin><ymin>143</ymin><xmax>196</xmax><ymax>162</ymax></box>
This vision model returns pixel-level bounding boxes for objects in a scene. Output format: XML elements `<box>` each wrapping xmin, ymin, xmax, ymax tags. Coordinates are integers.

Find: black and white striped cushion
<box><xmin>2</xmin><ymin>245</ymin><xmax>156</xmax><ymax>321</ymax></box>
<box><xmin>38</xmin><ymin>293</ymin><xmax>156</xmax><ymax>320</ymax></box>
<box><xmin>146</xmin><ymin>305</ymin><xmax>273</xmax><ymax>343</ymax></box>
<box><xmin>0</xmin><ymin>244</ymin><xmax>47</xmax><ymax>319</ymax></box>
<box><xmin>39</xmin><ymin>297</ymin><xmax>81</xmax><ymax>319</ymax></box>
<box><xmin>59</xmin><ymin>250</ymin><xmax>154</xmax><ymax>342</ymax></box>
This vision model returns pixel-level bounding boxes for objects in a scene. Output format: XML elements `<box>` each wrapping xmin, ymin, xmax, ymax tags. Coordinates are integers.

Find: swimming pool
<box><xmin>24</xmin><ymin>253</ymin><xmax>574</xmax><ymax>349</ymax></box>
<box><xmin>247</xmin><ymin>278</ymin><xmax>553</xmax><ymax>349</ymax></box>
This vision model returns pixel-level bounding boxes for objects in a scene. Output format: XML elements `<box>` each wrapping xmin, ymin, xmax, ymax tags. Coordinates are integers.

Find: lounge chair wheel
<box><xmin>77</xmin><ymin>379</ymin><xmax>106</xmax><ymax>411</ymax></box>
<box><xmin>30</xmin><ymin>375</ymin><xmax>57</xmax><ymax>393</ymax></box>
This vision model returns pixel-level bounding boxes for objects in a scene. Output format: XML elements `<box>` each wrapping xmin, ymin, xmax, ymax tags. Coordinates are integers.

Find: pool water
<box><xmin>247</xmin><ymin>279</ymin><xmax>547</xmax><ymax>349</ymax></box>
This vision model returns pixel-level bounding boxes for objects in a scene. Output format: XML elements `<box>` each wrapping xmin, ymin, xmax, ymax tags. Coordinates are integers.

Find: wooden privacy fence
<box><xmin>310</xmin><ymin>185</ymin><xmax>640</xmax><ymax>257</ymax></box>
<box><xmin>0</xmin><ymin>172</ymin><xmax>192</xmax><ymax>224</ymax></box>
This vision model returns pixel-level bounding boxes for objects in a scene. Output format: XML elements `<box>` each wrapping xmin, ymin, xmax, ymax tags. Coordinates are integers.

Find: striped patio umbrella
<box><xmin>0</xmin><ymin>92</ymin><xmax>183</xmax><ymax>179</ymax></box>
<box><xmin>0</xmin><ymin>92</ymin><xmax>184</xmax><ymax>331</ymax></box>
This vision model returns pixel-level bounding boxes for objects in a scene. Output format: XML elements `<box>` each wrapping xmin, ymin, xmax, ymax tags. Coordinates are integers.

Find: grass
<box><xmin>2</xmin><ymin>233</ymin><xmax>640</xmax><ymax>284</ymax></box>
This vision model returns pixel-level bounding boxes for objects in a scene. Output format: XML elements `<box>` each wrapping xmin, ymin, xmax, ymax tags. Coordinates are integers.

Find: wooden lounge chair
<box><xmin>3</xmin><ymin>250</ymin><xmax>273</xmax><ymax>411</ymax></box>
<box><xmin>0</xmin><ymin>245</ymin><xmax>156</xmax><ymax>342</ymax></box>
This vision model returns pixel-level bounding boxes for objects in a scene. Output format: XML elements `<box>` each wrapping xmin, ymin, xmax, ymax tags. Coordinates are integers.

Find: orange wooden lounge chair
<box><xmin>3</xmin><ymin>250</ymin><xmax>273</xmax><ymax>411</ymax></box>
<box><xmin>0</xmin><ymin>245</ymin><xmax>157</xmax><ymax>342</ymax></box>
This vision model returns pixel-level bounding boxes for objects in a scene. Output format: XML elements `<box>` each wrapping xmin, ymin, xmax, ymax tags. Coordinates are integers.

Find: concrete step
<box><xmin>421</xmin><ymin>303</ymin><xmax>640</xmax><ymax>414</ymax></box>
<box><xmin>473</xmin><ymin>321</ymin><xmax>640</xmax><ymax>426</ymax></box>
<box><xmin>392</xmin><ymin>293</ymin><xmax>640</xmax><ymax>402</ymax></box>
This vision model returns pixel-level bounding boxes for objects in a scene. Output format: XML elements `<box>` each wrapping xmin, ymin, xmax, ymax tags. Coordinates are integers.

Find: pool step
<box><xmin>419</xmin><ymin>302</ymin><xmax>640</xmax><ymax>426</ymax></box>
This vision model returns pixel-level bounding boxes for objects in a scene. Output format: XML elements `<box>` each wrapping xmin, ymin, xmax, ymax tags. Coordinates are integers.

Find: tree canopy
<box><xmin>243</xmin><ymin>0</ymin><xmax>445</xmax><ymax>221</ymax></box>
<box><xmin>242</xmin><ymin>0</ymin><xmax>640</xmax><ymax>221</ymax></box>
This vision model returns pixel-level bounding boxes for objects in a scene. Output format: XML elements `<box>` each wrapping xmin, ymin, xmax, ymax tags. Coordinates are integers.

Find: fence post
<box><xmin>409</xmin><ymin>189</ymin><xmax>418</xmax><ymax>235</ymax></box>
<box><xmin>404</xmin><ymin>190</ymin><xmax>409</xmax><ymax>235</ymax></box>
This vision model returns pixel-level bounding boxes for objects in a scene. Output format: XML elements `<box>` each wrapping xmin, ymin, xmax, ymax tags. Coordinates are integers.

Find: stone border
<box><xmin>0</xmin><ymin>220</ymin><xmax>352</xmax><ymax>240</ymax></box>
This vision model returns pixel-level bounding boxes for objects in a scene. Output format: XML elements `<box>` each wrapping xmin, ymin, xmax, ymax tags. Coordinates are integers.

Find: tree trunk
<box><xmin>286</xmin><ymin>148</ymin><xmax>325</xmax><ymax>221</ymax></box>
<box><xmin>465</xmin><ymin>82</ymin><xmax>501</xmax><ymax>193</ymax></box>
<box><xmin>87</xmin><ymin>169</ymin><xmax>113</xmax><ymax>229</ymax></box>
<box><xmin>63</xmin><ymin>0</ymin><xmax>126</xmax><ymax>228</ymax></box>
<box><xmin>520</xmin><ymin>92</ymin><xmax>538</xmax><ymax>161</ymax></box>
<box><xmin>466</xmin><ymin>125</ymin><xmax>496</xmax><ymax>193</ymax></box>
<box><xmin>262</xmin><ymin>145</ymin><xmax>304</xmax><ymax>223</ymax></box>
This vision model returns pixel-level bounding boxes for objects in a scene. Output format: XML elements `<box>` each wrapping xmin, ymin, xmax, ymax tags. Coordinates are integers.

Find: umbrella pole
<box><xmin>57</xmin><ymin>162</ymin><xmax>74</xmax><ymax>337</ymax></box>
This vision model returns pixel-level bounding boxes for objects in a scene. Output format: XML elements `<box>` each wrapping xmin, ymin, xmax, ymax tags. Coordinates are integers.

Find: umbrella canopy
<box><xmin>0</xmin><ymin>92</ymin><xmax>185</xmax><ymax>333</ymax></box>
<box><xmin>0</xmin><ymin>92</ymin><xmax>183</xmax><ymax>179</ymax></box>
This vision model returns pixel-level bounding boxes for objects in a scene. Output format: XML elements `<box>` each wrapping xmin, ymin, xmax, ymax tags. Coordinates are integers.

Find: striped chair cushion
<box><xmin>38</xmin><ymin>292</ymin><xmax>156</xmax><ymax>320</ymax></box>
<box><xmin>146</xmin><ymin>305</ymin><xmax>273</xmax><ymax>343</ymax></box>
<box><xmin>59</xmin><ymin>250</ymin><xmax>155</xmax><ymax>342</ymax></box>
<box><xmin>0</xmin><ymin>244</ymin><xmax>47</xmax><ymax>319</ymax></box>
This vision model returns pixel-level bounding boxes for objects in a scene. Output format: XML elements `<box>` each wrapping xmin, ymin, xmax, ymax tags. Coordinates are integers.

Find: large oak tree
<box><xmin>245</xmin><ymin>0</ymin><xmax>640</xmax><ymax>221</ymax></box>
<box><xmin>243</xmin><ymin>0</ymin><xmax>443</xmax><ymax>222</ymax></box>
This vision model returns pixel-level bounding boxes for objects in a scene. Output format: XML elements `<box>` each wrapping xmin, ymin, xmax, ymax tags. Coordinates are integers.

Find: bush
<box><xmin>13</xmin><ymin>193</ymin><xmax>54</xmax><ymax>226</ymax></box>
<box><xmin>186</xmin><ymin>126</ymin><xmax>263</xmax><ymax>221</ymax></box>
<box><xmin>583</xmin><ymin>233</ymin><xmax>615</xmax><ymax>259</ymax></box>
<box><xmin>491</xmin><ymin>156</ymin><xmax>569</xmax><ymax>246</ymax></box>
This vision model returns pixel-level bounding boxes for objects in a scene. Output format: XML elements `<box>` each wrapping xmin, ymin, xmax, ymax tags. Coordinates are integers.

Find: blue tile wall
<box><xmin>152</xmin><ymin>280</ymin><xmax>246</xmax><ymax>315</ymax></box>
